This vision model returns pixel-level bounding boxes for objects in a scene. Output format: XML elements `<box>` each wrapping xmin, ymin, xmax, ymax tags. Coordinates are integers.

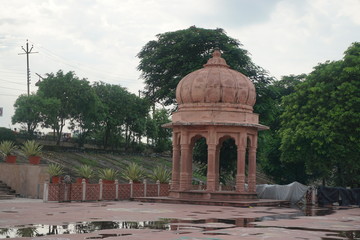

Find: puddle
<box><xmin>0</xmin><ymin>206</ymin><xmax>350</xmax><ymax>239</ymax></box>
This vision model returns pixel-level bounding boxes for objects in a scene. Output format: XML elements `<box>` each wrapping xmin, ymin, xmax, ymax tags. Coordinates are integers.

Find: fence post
<box><xmin>115</xmin><ymin>179</ymin><xmax>119</xmax><ymax>200</ymax></box>
<box><xmin>43</xmin><ymin>181</ymin><xmax>49</xmax><ymax>202</ymax></box>
<box><xmin>130</xmin><ymin>180</ymin><xmax>133</xmax><ymax>198</ymax></box>
<box><xmin>99</xmin><ymin>179</ymin><xmax>103</xmax><ymax>201</ymax></box>
<box><xmin>143</xmin><ymin>179</ymin><xmax>147</xmax><ymax>197</ymax></box>
<box><xmin>82</xmin><ymin>179</ymin><xmax>86</xmax><ymax>201</ymax></box>
<box><xmin>219</xmin><ymin>182</ymin><xmax>223</xmax><ymax>191</ymax></box>
<box><xmin>156</xmin><ymin>180</ymin><xmax>160</xmax><ymax>196</ymax></box>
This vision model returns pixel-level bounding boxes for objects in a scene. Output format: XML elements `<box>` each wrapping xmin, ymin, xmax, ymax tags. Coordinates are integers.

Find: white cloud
<box><xmin>0</xmin><ymin>0</ymin><xmax>359</xmax><ymax>129</ymax></box>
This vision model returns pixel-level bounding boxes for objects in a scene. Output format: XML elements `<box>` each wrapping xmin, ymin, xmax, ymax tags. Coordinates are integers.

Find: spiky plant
<box><xmin>98</xmin><ymin>168</ymin><xmax>119</xmax><ymax>181</ymax></box>
<box><xmin>76</xmin><ymin>164</ymin><xmax>94</xmax><ymax>179</ymax></box>
<box><xmin>122</xmin><ymin>162</ymin><xmax>145</xmax><ymax>183</ymax></box>
<box><xmin>0</xmin><ymin>140</ymin><xmax>16</xmax><ymax>156</ymax></box>
<box><xmin>21</xmin><ymin>140</ymin><xmax>42</xmax><ymax>157</ymax></box>
<box><xmin>47</xmin><ymin>163</ymin><xmax>64</xmax><ymax>177</ymax></box>
<box><xmin>148</xmin><ymin>165</ymin><xmax>171</xmax><ymax>183</ymax></box>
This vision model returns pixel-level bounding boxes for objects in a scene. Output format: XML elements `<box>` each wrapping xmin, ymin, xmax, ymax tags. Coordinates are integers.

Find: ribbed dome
<box><xmin>175</xmin><ymin>50</ymin><xmax>256</xmax><ymax>110</ymax></box>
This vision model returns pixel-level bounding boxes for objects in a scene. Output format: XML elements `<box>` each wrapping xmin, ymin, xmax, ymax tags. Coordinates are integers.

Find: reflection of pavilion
<box><xmin>164</xmin><ymin>50</ymin><xmax>268</xmax><ymax>200</ymax></box>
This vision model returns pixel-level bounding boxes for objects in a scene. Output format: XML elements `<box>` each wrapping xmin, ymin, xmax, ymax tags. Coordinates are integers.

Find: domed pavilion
<box><xmin>163</xmin><ymin>50</ymin><xmax>268</xmax><ymax>200</ymax></box>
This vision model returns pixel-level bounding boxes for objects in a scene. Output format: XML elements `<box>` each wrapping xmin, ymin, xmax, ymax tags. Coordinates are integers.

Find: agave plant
<box><xmin>76</xmin><ymin>164</ymin><xmax>94</xmax><ymax>179</ymax></box>
<box><xmin>148</xmin><ymin>165</ymin><xmax>171</xmax><ymax>183</ymax></box>
<box><xmin>98</xmin><ymin>168</ymin><xmax>118</xmax><ymax>181</ymax></box>
<box><xmin>21</xmin><ymin>140</ymin><xmax>42</xmax><ymax>157</ymax></box>
<box><xmin>47</xmin><ymin>163</ymin><xmax>64</xmax><ymax>177</ymax></box>
<box><xmin>122</xmin><ymin>162</ymin><xmax>145</xmax><ymax>183</ymax></box>
<box><xmin>0</xmin><ymin>140</ymin><xmax>16</xmax><ymax>156</ymax></box>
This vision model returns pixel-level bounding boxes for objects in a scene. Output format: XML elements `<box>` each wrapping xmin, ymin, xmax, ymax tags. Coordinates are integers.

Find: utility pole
<box><xmin>18</xmin><ymin>39</ymin><xmax>38</xmax><ymax>96</ymax></box>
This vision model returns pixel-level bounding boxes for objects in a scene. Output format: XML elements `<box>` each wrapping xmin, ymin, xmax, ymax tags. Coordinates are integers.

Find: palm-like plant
<box><xmin>122</xmin><ymin>162</ymin><xmax>145</xmax><ymax>183</ymax></box>
<box><xmin>47</xmin><ymin>163</ymin><xmax>64</xmax><ymax>177</ymax></box>
<box><xmin>148</xmin><ymin>165</ymin><xmax>171</xmax><ymax>183</ymax></box>
<box><xmin>76</xmin><ymin>164</ymin><xmax>94</xmax><ymax>179</ymax></box>
<box><xmin>98</xmin><ymin>168</ymin><xmax>118</xmax><ymax>181</ymax></box>
<box><xmin>0</xmin><ymin>140</ymin><xmax>16</xmax><ymax>156</ymax></box>
<box><xmin>21</xmin><ymin>140</ymin><xmax>42</xmax><ymax>157</ymax></box>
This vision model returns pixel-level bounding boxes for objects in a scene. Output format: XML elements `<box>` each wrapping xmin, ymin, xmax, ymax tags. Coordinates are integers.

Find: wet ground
<box><xmin>0</xmin><ymin>198</ymin><xmax>359</xmax><ymax>240</ymax></box>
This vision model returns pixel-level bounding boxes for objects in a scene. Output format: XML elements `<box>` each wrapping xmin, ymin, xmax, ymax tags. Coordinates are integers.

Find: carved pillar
<box><xmin>248</xmin><ymin>146</ymin><xmax>257</xmax><ymax>193</ymax></box>
<box><xmin>236</xmin><ymin>144</ymin><xmax>246</xmax><ymax>192</ymax></box>
<box><xmin>206</xmin><ymin>143</ymin><xmax>217</xmax><ymax>191</ymax></box>
<box><xmin>214</xmin><ymin>145</ymin><xmax>220</xmax><ymax>191</ymax></box>
<box><xmin>171</xmin><ymin>134</ymin><xmax>180</xmax><ymax>190</ymax></box>
<box><xmin>179</xmin><ymin>131</ymin><xmax>191</xmax><ymax>191</ymax></box>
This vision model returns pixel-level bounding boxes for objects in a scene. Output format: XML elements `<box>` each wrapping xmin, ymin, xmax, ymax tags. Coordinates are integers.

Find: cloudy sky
<box><xmin>0</xmin><ymin>0</ymin><xmax>359</xmax><ymax>130</ymax></box>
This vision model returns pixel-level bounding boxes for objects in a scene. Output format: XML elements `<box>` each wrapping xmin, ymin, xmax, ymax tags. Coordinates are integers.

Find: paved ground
<box><xmin>0</xmin><ymin>198</ymin><xmax>359</xmax><ymax>240</ymax></box>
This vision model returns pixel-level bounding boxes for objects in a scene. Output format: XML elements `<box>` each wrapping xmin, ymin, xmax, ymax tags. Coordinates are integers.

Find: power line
<box><xmin>18</xmin><ymin>39</ymin><xmax>38</xmax><ymax>96</ymax></box>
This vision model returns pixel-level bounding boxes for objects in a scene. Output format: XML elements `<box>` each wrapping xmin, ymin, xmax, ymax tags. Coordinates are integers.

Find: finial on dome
<box><xmin>204</xmin><ymin>49</ymin><xmax>229</xmax><ymax>68</ymax></box>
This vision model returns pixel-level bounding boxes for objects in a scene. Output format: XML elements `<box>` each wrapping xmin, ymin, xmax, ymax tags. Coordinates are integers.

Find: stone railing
<box><xmin>43</xmin><ymin>179</ymin><xmax>170</xmax><ymax>202</ymax></box>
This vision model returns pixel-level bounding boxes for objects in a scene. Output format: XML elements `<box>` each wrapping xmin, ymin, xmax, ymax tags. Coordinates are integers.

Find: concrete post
<box><xmin>99</xmin><ymin>179</ymin><xmax>103</xmax><ymax>200</ymax></box>
<box><xmin>82</xmin><ymin>179</ymin><xmax>86</xmax><ymax>201</ymax></box>
<box><xmin>143</xmin><ymin>179</ymin><xmax>147</xmax><ymax>197</ymax></box>
<box><xmin>130</xmin><ymin>180</ymin><xmax>133</xmax><ymax>198</ymax></box>
<box><xmin>115</xmin><ymin>179</ymin><xmax>119</xmax><ymax>200</ymax></box>
<box><xmin>156</xmin><ymin>180</ymin><xmax>160</xmax><ymax>196</ymax></box>
<box><xmin>43</xmin><ymin>181</ymin><xmax>48</xmax><ymax>202</ymax></box>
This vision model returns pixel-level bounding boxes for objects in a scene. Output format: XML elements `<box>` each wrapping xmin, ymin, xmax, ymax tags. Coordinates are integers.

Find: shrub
<box><xmin>21</xmin><ymin>140</ymin><xmax>42</xmax><ymax>157</ymax></box>
<box><xmin>76</xmin><ymin>165</ymin><xmax>94</xmax><ymax>179</ymax></box>
<box><xmin>0</xmin><ymin>141</ymin><xmax>17</xmax><ymax>156</ymax></box>
<box><xmin>148</xmin><ymin>165</ymin><xmax>171</xmax><ymax>183</ymax></box>
<box><xmin>47</xmin><ymin>163</ymin><xmax>64</xmax><ymax>177</ymax></box>
<box><xmin>98</xmin><ymin>168</ymin><xmax>118</xmax><ymax>181</ymax></box>
<box><xmin>122</xmin><ymin>162</ymin><xmax>145</xmax><ymax>183</ymax></box>
<box><xmin>0</xmin><ymin>127</ymin><xmax>16</xmax><ymax>142</ymax></box>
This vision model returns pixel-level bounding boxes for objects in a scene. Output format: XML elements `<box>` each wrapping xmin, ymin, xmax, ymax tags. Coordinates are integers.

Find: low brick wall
<box><xmin>45</xmin><ymin>181</ymin><xmax>170</xmax><ymax>202</ymax></box>
<box><xmin>0</xmin><ymin>163</ymin><xmax>49</xmax><ymax>199</ymax></box>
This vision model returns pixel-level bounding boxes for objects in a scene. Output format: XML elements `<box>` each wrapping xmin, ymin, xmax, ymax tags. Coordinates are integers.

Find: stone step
<box><xmin>0</xmin><ymin>181</ymin><xmax>17</xmax><ymax>200</ymax></box>
<box><xmin>0</xmin><ymin>195</ymin><xmax>15</xmax><ymax>200</ymax></box>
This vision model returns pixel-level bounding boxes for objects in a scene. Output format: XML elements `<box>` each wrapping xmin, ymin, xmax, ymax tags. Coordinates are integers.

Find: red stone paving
<box><xmin>0</xmin><ymin>198</ymin><xmax>359</xmax><ymax>240</ymax></box>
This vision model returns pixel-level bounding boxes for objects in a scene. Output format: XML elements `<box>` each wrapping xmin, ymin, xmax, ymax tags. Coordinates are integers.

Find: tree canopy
<box><xmin>279</xmin><ymin>42</ymin><xmax>360</xmax><ymax>187</ymax></box>
<box><xmin>137</xmin><ymin>26</ymin><xmax>273</xmax><ymax>108</ymax></box>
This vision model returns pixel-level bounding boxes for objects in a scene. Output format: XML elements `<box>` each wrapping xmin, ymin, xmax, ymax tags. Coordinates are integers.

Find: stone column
<box><xmin>171</xmin><ymin>141</ymin><xmax>180</xmax><ymax>190</ymax></box>
<box><xmin>179</xmin><ymin>141</ymin><xmax>192</xmax><ymax>191</ymax></box>
<box><xmin>206</xmin><ymin>143</ymin><xmax>217</xmax><ymax>191</ymax></box>
<box><xmin>236</xmin><ymin>145</ymin><xmax>246</xmax><ymax>192</ymax></box>
<box><xmin>214</xmin><ymin>145</ymin><xmax>220</xmax><ymax>191</ymax></box>
<box><xmin>248</xmin><ymin>147</ymin><xmax>257</xmax><ymax>193</ymax></box>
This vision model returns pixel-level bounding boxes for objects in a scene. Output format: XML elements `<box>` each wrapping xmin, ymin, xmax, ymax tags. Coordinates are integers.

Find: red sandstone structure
<box><xmin>164</xmin><ymin>50</ymin><xmax>268</xmax><ymax>200</ymax></box>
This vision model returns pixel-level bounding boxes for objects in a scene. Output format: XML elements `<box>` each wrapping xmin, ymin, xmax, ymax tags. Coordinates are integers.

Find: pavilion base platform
<box><xmin>168</xmin><ymin>190</ymin><xmax>258</xmax><ymax>200</ymax></box>
<box><xmin>132</xmin><ymin>196</ymin><xmax>288</xmax><ymax>207</ymax></box>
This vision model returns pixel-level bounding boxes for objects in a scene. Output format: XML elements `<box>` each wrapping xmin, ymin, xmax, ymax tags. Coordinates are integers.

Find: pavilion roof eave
<box><xmin>162</xmin><ymin>121</ymin><xmax>269</xmax><ymax>131</ymax></box>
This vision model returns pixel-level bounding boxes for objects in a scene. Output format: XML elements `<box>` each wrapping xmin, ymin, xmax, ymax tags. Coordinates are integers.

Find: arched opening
<box><xmin>218</xmin><ymin>137</ymin><xmax>237</xmax><ymax>190</ymax></box>
<box><xmin>191</xmin><ymin>135</ymin><xmax>207</xmax><ymax>189</ymax></box>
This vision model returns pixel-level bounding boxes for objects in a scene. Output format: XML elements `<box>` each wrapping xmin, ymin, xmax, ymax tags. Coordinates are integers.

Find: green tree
<box><xmin>279</xmin><ymin>42</ymin><xmax>360</xmax><ymax>187</ymax></box>
<box><xmin>37</xmin><ymin>70</ymin><xmax>94</xmax><ymax>145</ymax></box>
<box><xmin>12</xmin><ymin>94</ymin><xmax>43</xmax><ymax>136</ymax></box>
<box><xmin>68</xmin><ymin>81</ymin><xmax>104</xmax><ymax>147</ymax></box>
<box><xmin>137</xmin><ymin>26</ymin><xmax>272</xmax><ymax>107</ymax></box>
<box><xmin>258</xmin><ymin>74</ymin><xmax>305</xmax><ymax>184</ymax></box>
<box><xmin>12</xmin><ymin>94</ymin><xmax>60</xmax><ymax>137</ymax></box>
<box><xmin>152</xmin><ymin>109</ymin><xmax>172</xmax><ymax>152</ymax></box>
<box><xmin>93</xmin><ymin>82</ymin><xmax>129</xmax><ymax>149</ymax></box>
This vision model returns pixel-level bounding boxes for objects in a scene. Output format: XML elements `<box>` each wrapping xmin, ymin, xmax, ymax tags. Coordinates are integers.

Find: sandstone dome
<box><xmin>175</xmin><ymin>50</ymin><xmax>256</xmax><ymax>112</ymax></box>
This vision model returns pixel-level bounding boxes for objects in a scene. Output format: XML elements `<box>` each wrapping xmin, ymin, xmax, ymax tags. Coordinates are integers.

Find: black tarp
<box><xmin>317</xmin><ymin>186</ymin><xmax>360</xmax><ymax>206</ymax></box>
